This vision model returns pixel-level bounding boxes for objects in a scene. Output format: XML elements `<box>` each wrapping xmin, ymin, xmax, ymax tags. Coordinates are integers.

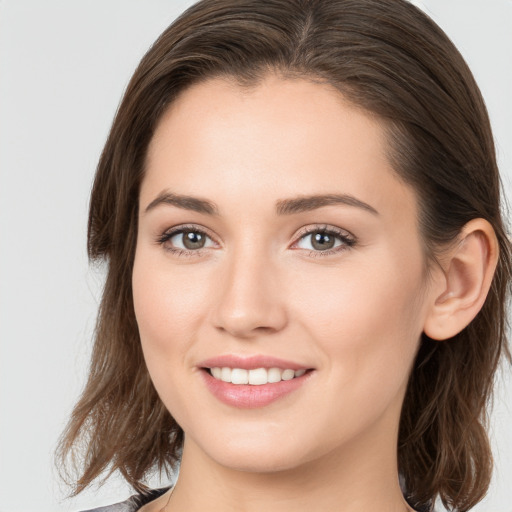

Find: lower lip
<box><xmin>200</xmin><ymin>369</ymin><xmax>312</xmax><ymax>408</ymax></box>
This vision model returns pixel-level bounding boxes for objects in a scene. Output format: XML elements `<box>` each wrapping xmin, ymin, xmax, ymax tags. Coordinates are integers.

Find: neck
<box><xmin>169</xmin><ymin>414</ymin><xmax>413</xmax><ymax>512</ymax></box>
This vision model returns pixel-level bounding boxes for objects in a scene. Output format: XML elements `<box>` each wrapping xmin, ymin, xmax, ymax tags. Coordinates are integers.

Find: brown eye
<box><xmin>294</xmin><ymin>226</ymin><xmax>356</xmax><ymax>255</ymax></box>
<box><xmin>310</xmin><ymin>232</ymin><xmax>336</xmax><ymax>250</ymax></box>
<box><xmin>157</xmin><ymin>226</ymin><xmax>216</xmax><ymax>254</ymax></box>
<box><xmin>180</xmin><ymin>230</ymin><xmax>207</xmax><ymax>250</ymax></box>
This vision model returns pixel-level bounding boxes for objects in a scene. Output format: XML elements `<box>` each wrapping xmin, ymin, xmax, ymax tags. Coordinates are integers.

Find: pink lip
<box><xmin>197</xmin><ymin>355</ymin><xmax>314</xmax><ymax>409</ymax></box>
<box><xmin>200</xmin><ymin>370</ymin><xmax>312</xmax><ymax>408</ymax></box>
<box><xmin>197</xmin><ymin>354</ymin><xmax>309</xmax><ymax>371</ymax></box>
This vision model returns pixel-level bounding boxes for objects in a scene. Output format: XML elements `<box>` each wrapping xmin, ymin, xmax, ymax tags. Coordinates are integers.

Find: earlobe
<box><xmin>423</xmin><ymin>218</ymin><xmax>499</xmax><ymax>341</ymax></box>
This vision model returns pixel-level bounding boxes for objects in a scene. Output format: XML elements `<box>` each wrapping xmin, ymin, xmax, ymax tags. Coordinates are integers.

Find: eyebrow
<box><xmin>145</xmin><ymin>191</ymin><xmax>219</xmax><ymax>215</ymax></box>
<box><xmin>276</xmin><ymin>194</ymin><xmax>379</xmax><ymax>216</ymax></box>
<box><xmin>144</xmin><ymin>191</ymin><xmax>379</xmax><ymax>216</ymax></box>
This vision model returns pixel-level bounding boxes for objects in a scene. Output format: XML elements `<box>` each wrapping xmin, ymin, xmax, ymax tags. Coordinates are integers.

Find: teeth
<box><xmin>282</xmin><ymin>369</ymin><xmax>295</xmax><ymax>381</ymax></box>
<box><xmin>221</xmin><ymin>367</ymin><xmax>231</xmax><ymax>382</ymax></box>
<box><xmin>267</xmin><ymin>367</ymin><xmax>281</xmax><ymax>383</ymax></box>
<box><xmin>209</xmin><ymin>367</ymin><xmax>307</xmax><ymax>385</ymax></box>
<box><xmin>248</xmin><ymin>367</ymin><xmax>267</xmax><ymax>385</ymax></box>
<box><xmin>231</xmin><ymin>368</ymin><xmax>249</xmax><ymax>384</ymax></box>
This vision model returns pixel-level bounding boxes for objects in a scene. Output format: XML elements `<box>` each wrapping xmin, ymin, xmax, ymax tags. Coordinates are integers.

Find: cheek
<box><xmin>132</xmin><ymin>249</ymin><xmax>213</xmax><ymax>421</ymax></box>
<box><xmin>132</xmin><ymin>249</ymin><xmax>206</xmax><ymax>361</ymax></box>
<box><xmin>289</xmin><ymin>248</ymin><xmax>427</xmax><ymax>385</ymax></box>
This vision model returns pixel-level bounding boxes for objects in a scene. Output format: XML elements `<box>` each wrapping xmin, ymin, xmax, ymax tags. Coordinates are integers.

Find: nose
<box><xmin>211</xmin><ymin>248</ymin><xmax>288</xmax><ymax>339</ymax></box>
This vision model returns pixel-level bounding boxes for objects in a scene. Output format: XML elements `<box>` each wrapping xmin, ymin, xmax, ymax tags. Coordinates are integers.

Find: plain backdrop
<box><xmin>0</xmin><ymin>1</ymin><xmax>511</xmax><ymax>511</ymax></box>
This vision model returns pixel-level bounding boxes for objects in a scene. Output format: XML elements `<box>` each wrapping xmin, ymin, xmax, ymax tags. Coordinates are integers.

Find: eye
<box><xmin>157</xmin><ymin>225</ymin><xmax>217</xmax><ymax>255</ymax></box>
<box><xmin>293</xmin><ymin>225</ymin><xmax>356</xmax><ymax>256</ymax></box>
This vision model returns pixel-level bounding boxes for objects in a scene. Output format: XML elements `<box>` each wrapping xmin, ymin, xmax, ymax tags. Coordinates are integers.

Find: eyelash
<box><xmin>155</xmin><ymin>223</ymin><xmax>356</xmax><ymax>258</ymax></box>
<box><xmin>156</xmin><ymin>224</ymin><xmax>215</xmax><ymax>258</ymax></box>
<box><xmin>294</xmin><ymin>224</ymin><xmax>356</xmax><ymax>257</ymax></box>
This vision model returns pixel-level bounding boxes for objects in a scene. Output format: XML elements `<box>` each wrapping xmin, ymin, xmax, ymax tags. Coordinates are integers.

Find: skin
<box><xmin>133</xmin><ymin>75</ymin><xmax>443</xmax><ymax>512</ymax></box>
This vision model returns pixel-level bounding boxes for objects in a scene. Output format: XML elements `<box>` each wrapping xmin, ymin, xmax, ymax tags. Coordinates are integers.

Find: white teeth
<box><xmin>231</xmin><ymin>368</ymin><xmax>249</xmax><ymax>384</ymax></box>
<box><xmin>281</xmin><ymin>369</ymin><xmax>295</xmax><ymax>381</ymax></box>
<box><xmin>210</xmin><ymin>366</ymin><xmax>307</xmax><ymax>385</ymax></box>
<box><xmin>221</xmin><ymin>367</ymin><xmax>231</xmax><ymax>382</ymax></box>
<box><xmin>267</xmin><ymin>367</ymin><xmax>282</xmax><ymax>383</ymax></box>
<box><xmin>248</xmin><ymin>368</ymin><xmax>267</xmax><ymax>385</ymax></box>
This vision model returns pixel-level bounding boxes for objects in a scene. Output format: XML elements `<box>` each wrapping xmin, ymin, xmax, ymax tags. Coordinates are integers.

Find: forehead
<box><xmin>147</xmin><ymin>74</ymin><xmax>384</xmax><ymax>162</ymax></box>
<box><xmin>148</xmin><ymin>75</ymin><xmax>381</xmax><ymax>159</ymax></box>
<box><xmin>143</xmin><ymin>74</ymin><xmax>417</xmax><ymax>225</ymax></box>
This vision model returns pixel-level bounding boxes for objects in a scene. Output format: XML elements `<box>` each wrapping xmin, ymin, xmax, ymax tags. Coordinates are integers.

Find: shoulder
<box><xmin>80</xmin><ymin>488</ymin><xmax>170</xmax><ymax>512</ymax></box>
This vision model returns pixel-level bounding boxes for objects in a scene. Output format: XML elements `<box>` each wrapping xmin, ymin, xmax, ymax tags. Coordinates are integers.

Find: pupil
<box><xmin>312</xmin><ymin>232</ymin><xmax>334</xmax><ymax>250</ymax></box>
<box><xmin>183</xmin><ymin>231</ymin><xmax>205</xmax><ymax>249</ymax></box>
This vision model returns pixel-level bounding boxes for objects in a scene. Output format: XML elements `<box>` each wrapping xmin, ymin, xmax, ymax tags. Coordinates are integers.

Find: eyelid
<box><xmin>290</xmin><ymin>224</ymin><xmax>357</xmax><ymax>256</ymax></box>
<box><xmin>156</xmin><ymin>223</ymin><xmax>220</xmax><ymax>255</ymax></box>
<box><xmin>293</xmin><ymin>224</ymin><xmax>355</xmax><ymax>242</ymax></box>
<box><xmin>157</xmin><ymin>223</ymin><xmax>217</xmax><ymax>240</ymax></box>
<box><xmin>156</xmin><ymin>223</ymin><xmax>356</xmax><ymax>257</ymax></box>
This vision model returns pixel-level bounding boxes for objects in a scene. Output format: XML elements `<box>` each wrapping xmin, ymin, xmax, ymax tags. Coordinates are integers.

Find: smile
<box><xmin>197</xmin><ymin>356</ymin><xmax>314</xmax><ymax>408</ymax></box>
<box><xmin>208</xmin><ymin>367</ymin><xmax>307</xmax><ymax>385</ymax></box>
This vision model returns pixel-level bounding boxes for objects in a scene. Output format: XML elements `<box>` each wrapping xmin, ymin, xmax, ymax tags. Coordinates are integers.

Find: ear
<box><xmin>423</xmin><ymin>218</ymin><xmax>499</xmax><ymax>341</ymax></box>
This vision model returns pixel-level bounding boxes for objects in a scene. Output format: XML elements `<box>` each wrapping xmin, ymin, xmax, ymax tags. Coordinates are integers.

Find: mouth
<box><xmin>205</xmin><ymin>366</ymin><xmax>308</xmax><ymax>385</ymax></box>
<box><xmin>197</xmin><ymin>356</ymin><xmax>314</xmax><ymax>408</ymax></box>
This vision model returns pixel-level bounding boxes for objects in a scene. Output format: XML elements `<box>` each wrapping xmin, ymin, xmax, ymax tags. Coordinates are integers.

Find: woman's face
<box><xmin>133</xmin><ymin>75</ymin><xmax>438</xmax><ymax>473</ymax></box>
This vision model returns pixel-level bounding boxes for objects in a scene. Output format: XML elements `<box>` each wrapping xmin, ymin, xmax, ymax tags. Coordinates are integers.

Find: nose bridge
<box><xmin>212</xmin><ymin>239</ymin><xmax>287</xmax><ymax>338</ymax></box>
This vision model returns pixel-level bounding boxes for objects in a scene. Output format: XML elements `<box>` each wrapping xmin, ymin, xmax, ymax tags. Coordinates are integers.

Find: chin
<box><xmin>211</xmin><ymin>446</ymin><xmax>310</xmax><ymax>474</ymax></box>
<box><xmin>187</xmin><ymin>427</ymin><xmax>316</xmax><ymax>474</ymax></box>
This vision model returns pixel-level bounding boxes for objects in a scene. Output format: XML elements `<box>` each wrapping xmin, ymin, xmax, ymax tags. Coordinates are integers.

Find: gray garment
<box><xmin>81</xmin><ymin>487</ymin><xmax>434</xmax><ymax>512</ymax></box>
<box><xmin>80</xmin><ymin>488</ymin><xmax>170</xmax><ymax>512</ymax></box>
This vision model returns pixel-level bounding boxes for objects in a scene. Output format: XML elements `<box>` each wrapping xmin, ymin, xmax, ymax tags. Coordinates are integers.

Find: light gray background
<box><xmin>0</xmin><ymin>1</ymin><xmax>511</xmax><ymax>511</ymax></box>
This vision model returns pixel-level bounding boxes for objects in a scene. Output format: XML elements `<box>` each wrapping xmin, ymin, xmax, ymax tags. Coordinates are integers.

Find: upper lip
<box><xmin>197</xmin><ymin>355</ymin><xmax>311</xmax><ymax>371</ymax></box>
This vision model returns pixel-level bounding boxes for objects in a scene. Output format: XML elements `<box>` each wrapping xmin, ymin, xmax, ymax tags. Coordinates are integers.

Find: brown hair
<box><xmin>57</xmin><ymin>1</ymin><xmax>511</xmax><ymax>510</ymax></box>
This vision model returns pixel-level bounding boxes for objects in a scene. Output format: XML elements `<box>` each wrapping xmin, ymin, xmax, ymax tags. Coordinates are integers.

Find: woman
<box><xmin>57</xmin><ymin>0</ymin><xmax>511</xmax><ymax>511</ymax></box>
